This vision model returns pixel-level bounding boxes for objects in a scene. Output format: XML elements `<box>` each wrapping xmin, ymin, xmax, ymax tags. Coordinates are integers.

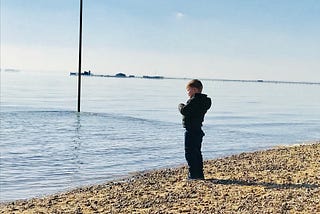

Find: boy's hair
<box><xmin>186</xmin><ymin>79</ymin><xmax>203</xmax><ymax>92</ymax></box>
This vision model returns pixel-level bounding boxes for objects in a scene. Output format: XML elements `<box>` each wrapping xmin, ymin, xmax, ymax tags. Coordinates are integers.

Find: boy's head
<box><xmin>186</xmin><ymin>79</ymin><xmax>203</xmax><ymax>98</ymax></box>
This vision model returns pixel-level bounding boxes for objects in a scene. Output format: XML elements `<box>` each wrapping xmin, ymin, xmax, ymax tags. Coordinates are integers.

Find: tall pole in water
<box><xmin>77</xmin><ymin>0</ymin><xmax>83</xmax><ymax>112</ymax></box>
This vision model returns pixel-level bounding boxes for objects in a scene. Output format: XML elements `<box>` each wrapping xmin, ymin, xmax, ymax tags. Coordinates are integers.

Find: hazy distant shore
<box><xmin>1</xmin><ymin>142</ymin><xmax>319</xmax><ymax>213</ymax></box>
<box><xmin>69</xmin><ymin>71</ymin><xmax>320</xmax><ymax>85</ymax></box>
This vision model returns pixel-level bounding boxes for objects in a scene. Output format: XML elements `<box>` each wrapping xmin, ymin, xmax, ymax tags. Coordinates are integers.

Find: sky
<box><xmin>1</xmin><ymin>0</ymin><xmax>320</xmax><ymax>81</ymax></box>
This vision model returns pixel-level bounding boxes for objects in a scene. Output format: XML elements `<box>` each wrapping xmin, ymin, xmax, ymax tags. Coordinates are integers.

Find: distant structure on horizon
<box><xmin>70</xmin><ymin>70</ymin><xmax>92</xmax><ymax>76</ymax></box>
<box><xmin>1</xmin><ymin>68</ymin><xmax>20</xmax><ymax>72</ymax></box>
<box><xmin>68</xmin><ymin>72</ymin><xmax>319</xmax><ymax>85</ymax></box>
<box><xmin>142</xmin><ymin>75</ymin><xmax>164</xmax><ymax>79</ymax></box>
<box><xmin>115</xmin><ymin>73</ymin><xmax>126</xmax><ymax>78</ymax></box>
<box><xmin>69</xmin><ymin>71</ymin><xmax>164</xmax><ymax>79</ymax></box>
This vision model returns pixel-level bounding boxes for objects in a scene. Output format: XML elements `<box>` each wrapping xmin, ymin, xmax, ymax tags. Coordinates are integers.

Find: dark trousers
<box><xmin>184</xmin><ymin>129</ymin><xmax>205</xmax><ymax>179</ymax></box>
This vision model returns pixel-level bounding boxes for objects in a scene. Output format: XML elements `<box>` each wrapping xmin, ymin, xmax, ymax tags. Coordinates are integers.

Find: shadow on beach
<box><xmin>206</xmin><ymin>178</ymin><xmax>319</xmax><ymax>189</ymax></box>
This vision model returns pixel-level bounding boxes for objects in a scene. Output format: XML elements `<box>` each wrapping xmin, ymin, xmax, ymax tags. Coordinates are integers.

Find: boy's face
<box><xmin>186</xmin><ymin>86</ymin><xmax>199</xmax><ymax>98</ymax></box>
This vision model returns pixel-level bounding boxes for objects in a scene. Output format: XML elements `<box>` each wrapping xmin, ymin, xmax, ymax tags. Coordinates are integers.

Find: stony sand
<box><xmin>1</xmin><ymin>142</ymin><xmax>319</xmax><ymax>213</ymax></box>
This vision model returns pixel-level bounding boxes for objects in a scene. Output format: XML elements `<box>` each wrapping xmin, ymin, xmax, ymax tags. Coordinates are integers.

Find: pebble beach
<box><xmin>1</xmin><ymin>142</ymin><xmax>319</xmax><ymax>213</ymax></box>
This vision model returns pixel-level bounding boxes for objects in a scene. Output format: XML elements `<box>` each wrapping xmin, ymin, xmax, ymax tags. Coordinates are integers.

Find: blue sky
<box><xmin>1</xmin><ymin>0</ymin><xmax>320</xmax><ymax>81</ymax></box>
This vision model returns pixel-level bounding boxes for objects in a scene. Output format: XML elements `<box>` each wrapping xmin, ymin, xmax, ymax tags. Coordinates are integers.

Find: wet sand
<box><xmin>1</xmin><ymin>142</ymin><xmax>319</xmax><ymax>213</ymax></box>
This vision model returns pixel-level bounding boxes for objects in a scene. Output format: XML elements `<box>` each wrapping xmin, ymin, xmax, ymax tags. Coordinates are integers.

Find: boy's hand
<box><xmin>178</xmin><ymin>103</ymin><xmax>185</xmax><ymax>111</ymax></box>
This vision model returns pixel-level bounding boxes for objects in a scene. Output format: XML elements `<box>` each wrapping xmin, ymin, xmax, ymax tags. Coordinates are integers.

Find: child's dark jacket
<box><xmin>179</xmin><ymin>93</ymin><xmax>211</xmax><ymax>130</ymax></box>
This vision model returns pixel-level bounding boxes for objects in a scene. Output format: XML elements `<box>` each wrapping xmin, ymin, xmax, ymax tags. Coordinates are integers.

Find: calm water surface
<box><xmin>1</xmin><ymin>71</ymin><xmax>319</xmax><ymax>201</ymax></box>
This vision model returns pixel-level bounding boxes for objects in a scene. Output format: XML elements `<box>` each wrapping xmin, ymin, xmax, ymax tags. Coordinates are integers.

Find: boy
<box><xmin>178</xmin><ymin>79</ymin><xmax>211</xmax><ymax>180</ymax></box>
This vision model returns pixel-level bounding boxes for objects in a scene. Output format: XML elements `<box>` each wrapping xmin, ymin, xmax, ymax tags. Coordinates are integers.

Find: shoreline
<box><xmin>1</xmin><ymin>142</ymin><xmax>319</xmax><ymax>213</ymax></box>
<box><xmin>68</xmin><ymin>71</ymin><xmax>320</xmax><ymax>86</ymax></box>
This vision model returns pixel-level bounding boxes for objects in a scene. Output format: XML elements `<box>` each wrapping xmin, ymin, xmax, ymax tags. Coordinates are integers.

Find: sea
<box><xmin>0</xmin><ymin>70</ymin><xmax>319</xmax><ymax>202</ymax></box>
